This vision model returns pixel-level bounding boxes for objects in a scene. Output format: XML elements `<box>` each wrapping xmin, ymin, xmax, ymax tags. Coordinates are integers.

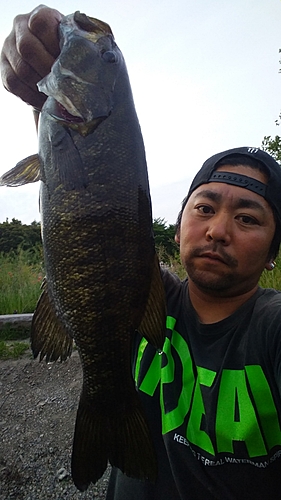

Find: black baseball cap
<box><xmin>186</xmin><ymin>147</ymin><xmax>281</xmax><ymax>224</ymax></box>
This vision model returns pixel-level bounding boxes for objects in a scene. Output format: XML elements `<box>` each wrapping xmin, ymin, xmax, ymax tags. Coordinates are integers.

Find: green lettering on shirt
<box><xmin>245</xmin><ymin>365</ymin><xmax>281</xmax><ymax>450</ymax></box>
<box><xmin>135</xmin><ymin>315</ymin><xmax>281</xmax><ymax>461</ymax></box>
<box><xmin>134</xmin><ymin>316</ymin><xmax>178</xmax><ymax>397</ymax></box>
<box><xmin>134</xmin><ymin>338</ymin><xmax>148</xmax><ymax>384</ymax></box>
<box><xmin>161</xmin><ymin>324</ymin><xmax>195</xmax><ymax>434</ymax></box>
<box><xmin>186</xmin><ymin>367</ymin><xmax>216</xmax><ymax>454</ymax></box>
<box><xmin>135</xmin><ymin>338</ymin><xmax>161</xmax><ymax>396</ymax></box>
<box><xmin>216</xmin><ymin>369</ymin><xmax>267</xmax><ymax>457</ymax></box>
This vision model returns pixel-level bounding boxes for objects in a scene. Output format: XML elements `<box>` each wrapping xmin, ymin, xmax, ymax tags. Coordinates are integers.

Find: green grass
<box><xmin>0</xmin><ymin>248</ymin><xmax>40</xmax><ymax>358</ymax></box>
<box><xmin>258</xmin><ymin>257</ymin><xmax>281</xmax><ymax>289</ymax></box>
<box><xmin>0</xmin><ymin>247</ymin><xmax>43</xmax><ymax>315</ymax></box>
<box><xmin>0</xmin><ymin>324</ymin><xmax>31</xmax><ymax>359</ymax></box>
<box><xmin>0</xmin><ymin>340</ymin><xmax>30</xmax><ymax>359</ymax></box>
<box><xmin>0</xmin><ymin>324</ymin><xmax>31</xmax><ymax>341</ymax></box>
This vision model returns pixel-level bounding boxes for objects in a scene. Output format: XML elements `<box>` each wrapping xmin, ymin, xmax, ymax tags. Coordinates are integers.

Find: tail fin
<box><xmin>71</xmin><ymin>391</ymin><xmax>157</xmax><ymax>491</ymax></box>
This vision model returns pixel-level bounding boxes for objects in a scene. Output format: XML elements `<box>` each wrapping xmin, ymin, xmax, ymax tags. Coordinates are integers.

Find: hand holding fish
<box><xmin>0</xmin><ymin>5</ymin><xmax>62</xmax><ymax>110</ymax></box>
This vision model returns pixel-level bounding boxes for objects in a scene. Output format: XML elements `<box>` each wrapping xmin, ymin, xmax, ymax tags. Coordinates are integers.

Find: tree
<box><xmin>0</xmin><ymin>219</ymin><xmax>42</xmax><ymax>254</ymax></box>
<box><xmin>261</xmin><ymin>48</ymin><xmax>281</xmax><ymax>163</ymax></box>
<box><xmin>153</xmin><ymin>218</ymin><xmax>179</xmax><ymax>262</ymax></box>
<box><xmin>261</xmin><ymin>99</ymin><xmax>281</xmax><ymax>162</ymax></box>
<box><xmin>261</xmin><ymin>133</ymin><xmax>281</xmax><ymax>164</ymax></box>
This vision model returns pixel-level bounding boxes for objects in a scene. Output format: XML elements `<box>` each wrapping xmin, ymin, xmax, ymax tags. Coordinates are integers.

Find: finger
<box><xmin>13</xmin><ymin>11</ymin><xmax>58</xmax><ymax>78</ymax></box>
<box><xmin>1</xmin><ymin>14</ymin><xmax>51</xmax><ymax>94</ymax></box>
<box><xmin>28</xmin><ymin>6</ymin><xmax>62</xmax><ymax>59</ymax></box>
<box><xmin>0</xmin><ymin>6</ymin><xmax>63</xmax><ymax>109</ymax></box>
<box><xmin>15</xmin><ymin>25</ymin><xmax>56</xmax><ymax>79</ymax></box>
<box><xmin>1</xmin><ymin>53</ymin><xmax>46</xmax><ymax>109</ymax></box>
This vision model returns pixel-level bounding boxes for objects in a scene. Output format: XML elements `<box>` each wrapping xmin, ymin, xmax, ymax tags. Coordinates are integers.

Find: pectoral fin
<box><xmin>0</xmin><ymin>154</ymin><xmax>41</xmax><ymax>186</ymax></box>
<box><xmin>51</xmin><ymin>128</ymin><xmax>89</xmax><ymax>190</ymax></box>
<box><xmin>31</xmin><ymin>278</ymin><xmax>73</xmax><ymax>362</ymax></box>
<box><xmin>137</xmin><ymin>254</ymin><xmax>166</xmax><ymax>350</ymax></box>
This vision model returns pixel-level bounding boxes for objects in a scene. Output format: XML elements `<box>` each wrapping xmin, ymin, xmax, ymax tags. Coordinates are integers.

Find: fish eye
<box><xmin>102</xmin><ymin>50</ymin><xmax>118</xmax><ymax>63</ymax></box>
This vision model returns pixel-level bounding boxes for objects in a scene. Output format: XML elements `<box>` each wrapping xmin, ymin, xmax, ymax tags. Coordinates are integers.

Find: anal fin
<box><xmin>31</xmin><ymin>278</ymin><xmax>73</xmax><ymax>362</ymax></box>
<box><xmin>138</xmin><ymin>253</ymin><xmax>166</xmax><ymax>350</ymax></box>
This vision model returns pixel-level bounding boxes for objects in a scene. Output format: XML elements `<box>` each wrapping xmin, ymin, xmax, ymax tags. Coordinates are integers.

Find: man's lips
<box><xmin>190</xmin><ymin>246</ymin><xmax>238</xmax><ymax>268</ymax></box>
<box><xmin>198</xmin><ymin>252</ymin><xmax>226</xmax><ymax>264</ymax></box>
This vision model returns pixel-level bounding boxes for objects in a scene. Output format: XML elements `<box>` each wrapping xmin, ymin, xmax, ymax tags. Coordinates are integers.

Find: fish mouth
<box><xmin>49</xmin><ymin>100</ymin><xmax>106</xmax><ymax>137</ymax></box>
<box><xmin>52</xmin><ymin>102</ymin><xmax>84</xmax><ymax>124</ymax></box>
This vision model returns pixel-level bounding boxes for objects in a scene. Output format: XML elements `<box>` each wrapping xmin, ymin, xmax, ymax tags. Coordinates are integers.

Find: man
<box><xmin>2</xmin><ymin>6</ymin><xmax>281</xmax><ymax>499</ymax></box>
<box><xmin>106</xmin><ymin>148</ymin><xmax>281</xmax><ymax>500</ymax></box>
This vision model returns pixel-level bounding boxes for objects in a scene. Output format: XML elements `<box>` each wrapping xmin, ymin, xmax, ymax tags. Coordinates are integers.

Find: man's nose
<box><xmin>205</xmin><ymin>213</ymin><xmax>231</xmax><ymax>244</ymax></box>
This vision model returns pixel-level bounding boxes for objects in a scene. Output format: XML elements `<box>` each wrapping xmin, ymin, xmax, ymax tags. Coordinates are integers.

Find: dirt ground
<box><xmin>0</xmin><ymin>348</ymin><xmax>111</xmax><ymax>499</ymax></box>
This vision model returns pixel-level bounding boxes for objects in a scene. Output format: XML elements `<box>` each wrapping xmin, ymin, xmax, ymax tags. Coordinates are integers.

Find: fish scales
<box><xmin>0</xmin><ymin>11</ymin><xmax>166</xmax><ymax>491</ymax></box>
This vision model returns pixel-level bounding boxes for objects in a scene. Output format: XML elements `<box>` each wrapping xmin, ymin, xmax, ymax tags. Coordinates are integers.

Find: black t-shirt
<box><xmin>106</xmin><ymin>271</ymin><xmax>281</xmax><ymax>499</ymax></box>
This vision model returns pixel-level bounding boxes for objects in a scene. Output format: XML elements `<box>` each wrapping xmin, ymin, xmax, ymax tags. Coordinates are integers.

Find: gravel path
<box><xmin>0</xmin><ymin>349</ymin><xmax>111</xmax><ymax>499</ymax></box>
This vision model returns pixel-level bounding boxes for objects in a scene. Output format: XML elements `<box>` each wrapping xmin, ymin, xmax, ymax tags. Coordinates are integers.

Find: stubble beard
<box><xmin>182</xmin><ymin>245</ymin><xmax>239</xmax><ymax>294</ymax></box>
<box><xmin>185</xmin><ymin>262</ymin><xmax>237</xmax><ymax>293</ymax></box>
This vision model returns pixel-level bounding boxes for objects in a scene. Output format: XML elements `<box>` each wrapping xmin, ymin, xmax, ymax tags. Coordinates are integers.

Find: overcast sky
<box><xmin>0</xmin><ymin>0</ymin><xmax>280</xmax><ymax>225</ymax></box>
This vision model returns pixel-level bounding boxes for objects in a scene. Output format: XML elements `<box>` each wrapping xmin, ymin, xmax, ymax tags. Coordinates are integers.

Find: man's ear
<box><xmin>175</xmin><ymin>232</ymin><xmax>180</xmax><ymax>245</ymax></box>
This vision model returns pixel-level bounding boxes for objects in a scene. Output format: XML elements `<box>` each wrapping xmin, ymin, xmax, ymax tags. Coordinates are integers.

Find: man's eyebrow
<box><xmin>193</xmin><ymin>189</ymin><xmax>267</xmax><ymax>213</ymax></box>
<box><xmin>234</xmin><ymin>198</ymin><xmax>266</xmax><ymax>213</ymax></box>
<box><xmin>193</xmin><ymin>190</ymin><xmax>222</xmax><ymax>203</ymax></box>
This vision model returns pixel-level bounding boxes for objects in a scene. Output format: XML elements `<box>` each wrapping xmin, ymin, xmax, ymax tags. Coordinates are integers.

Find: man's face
<box><xmin>176</xmin><ymin>165</ymin><xmax>276</xmax><ymax>297</ymax></box>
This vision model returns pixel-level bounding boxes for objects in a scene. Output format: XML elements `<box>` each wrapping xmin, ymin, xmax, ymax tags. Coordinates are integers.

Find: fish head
<box><xmin>38</xmin><ymin>12</ymin><xmax>124</xmax><ymax>136</ymax></box>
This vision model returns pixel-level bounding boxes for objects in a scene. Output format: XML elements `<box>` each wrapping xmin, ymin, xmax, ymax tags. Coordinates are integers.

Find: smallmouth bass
<box><xmin>0</xmin><ymin>12</ymin><xmax>166</xmax><ymax>491</ymax></box>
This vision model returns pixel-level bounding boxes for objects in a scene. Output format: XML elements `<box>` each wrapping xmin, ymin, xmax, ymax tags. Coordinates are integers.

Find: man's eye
<box><xmin>197</xmin><ymin>205</ymin><xmax>213</xmax><ymax>214</ymax></box>
<box><xmin>238</xmin><ymin>215</ymin><xmax>258</xmax><ymax>225</ymax></box>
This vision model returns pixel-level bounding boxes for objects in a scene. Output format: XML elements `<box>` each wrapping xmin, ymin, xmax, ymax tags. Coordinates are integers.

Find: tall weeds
<box><xmin>0</xmin><ymin>245</ymin><xmax>280</xmax><ymax>318</ymax></box>
<box><xmin>0</xmin><ymin>247</ymin><xmax>43</xmax><ymax>315</ymax></box>
<box><xmin>259</xmin><ymin>258</ymin><xmax>281</xmax><ymax>290</ymax></box>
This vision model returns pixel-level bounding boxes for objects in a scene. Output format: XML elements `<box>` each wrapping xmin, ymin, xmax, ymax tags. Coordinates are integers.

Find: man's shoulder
<box><xmin>253</xmin><ymin>287</ymin><xmax>281</xmax><ymax>323</ymax></box>
<box><xmin>159</xmin><ymin>268</ymin><xmax>190</xmax><ymax>321</ymax></box>
<box><xmin>256</xmin><ymin>287</ymin><xmax>281</xmax><ymax>305</ymax></box>
<box><xmin>160</xmin><ymin>267</ymin><xmax>185</xmax><ymax>290</ymax></box>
